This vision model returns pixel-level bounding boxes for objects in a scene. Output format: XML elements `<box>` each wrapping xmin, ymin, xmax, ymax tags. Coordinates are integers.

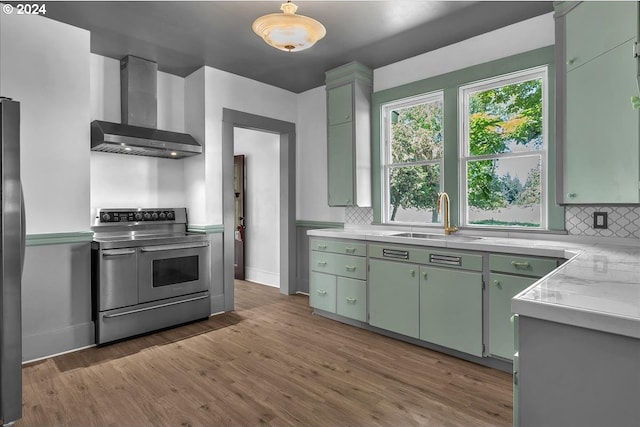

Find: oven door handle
<box><xmin>140</xmin><ymin>242</ymin><xmax>210</xmax><ymax>252</ymax></box>
<box><xmin>103</xmin><ymin>294</ymin><xmax>210</xmax><ymax>319</ymax></box>
<box><xmin>102</xmin><ymin>249</ymin><xmax>137</xmax><ymax>257</ymax></box>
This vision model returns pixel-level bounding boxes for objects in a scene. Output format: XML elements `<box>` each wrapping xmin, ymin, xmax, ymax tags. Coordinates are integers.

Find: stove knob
<box><xmin>151</xmin><ymin>212</ymin><xmax>159</xmax><ymax>220</ymax></box>
<box><xmin>134</xmin><ymin>213</ymin><xmax>143</xmax><ymax>221</ymax></box>
<box><xmin>166</xmin><ymin>211</ymin><xmax>175</xmax><ymax>220</ymax></box>
<box><xmin>101</xmin><ymin>213</ymin><xmax>111</xmax><ymax>222</ymax></box>
<box><xmin>143</xmin><ymin>212</ymin><xmax>151</xmax><ymax>220</ymax></box>
<box><xmin>159</xmin><ymin>212</ymin><xmax>167</xmax><ymax>220</ymax></box>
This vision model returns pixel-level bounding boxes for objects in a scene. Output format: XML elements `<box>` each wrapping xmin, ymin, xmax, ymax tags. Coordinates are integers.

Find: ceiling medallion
<box><xmin>252</xmin><ymin>1</ymin><xmax>326</xmax><ymax>52</ymax></box>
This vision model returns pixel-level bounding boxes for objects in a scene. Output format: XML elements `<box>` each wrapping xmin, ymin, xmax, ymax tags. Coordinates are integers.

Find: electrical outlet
<box><xmin>593</xmin><ymin>212</ymin><xmax>608</xmax><ymax>229</ymax></box>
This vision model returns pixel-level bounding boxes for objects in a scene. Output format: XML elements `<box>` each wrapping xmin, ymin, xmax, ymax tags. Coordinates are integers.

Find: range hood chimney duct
<box><xmin>121</xmin><ymin>55</ymin><xmax>157</xmax><ymax>128</ymax></box>
<box><xmin>91</xmin><ymin>55</ymin><xmax>202</xmax><ymax>159</ymax></box>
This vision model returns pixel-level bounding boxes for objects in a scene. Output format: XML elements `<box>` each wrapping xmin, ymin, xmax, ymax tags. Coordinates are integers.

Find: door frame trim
<box><xmin>222</xmin><ymin>109</ymin><xmax>296</xmax><ymax>307</ymax></box>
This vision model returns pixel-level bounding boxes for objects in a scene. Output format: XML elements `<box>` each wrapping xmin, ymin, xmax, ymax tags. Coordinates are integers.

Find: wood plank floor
<box><xmin>16</xmin><ymin>280</ymin><xmax>513</xmax><ymax>427</ymax></box>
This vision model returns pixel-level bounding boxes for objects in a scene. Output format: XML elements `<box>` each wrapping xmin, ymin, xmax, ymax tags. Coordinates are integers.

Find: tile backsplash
<box><xmin>344</xmin><ymin>206</ymin><xmax>374</xmax><ymax>225</ymax></box>
<box><xmin>345</xmin><ymin>205</ymin><xmax>640</xmax><ymax>239</ymax></box>
<box><xmin>565</xmin><ymin>206</ymin><xmax>640</xmax><ymax>238</ymax></box>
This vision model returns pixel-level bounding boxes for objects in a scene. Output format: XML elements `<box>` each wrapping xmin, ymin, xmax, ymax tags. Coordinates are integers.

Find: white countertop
<box><xmin>307</xmin><ymin>227</ymin><xmax>640</xmax><ymax>339</ymax></box>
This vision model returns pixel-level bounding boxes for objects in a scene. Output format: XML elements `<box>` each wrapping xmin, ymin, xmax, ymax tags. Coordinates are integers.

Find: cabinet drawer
<box><xmin>490</xmin><ymin>254</ymin><xmax>558</xmax><ymax>278</ymax></box>
<box><xmin>311</xmin><ymin>251</ymin><xmax>366</xmax><ymax>280</ymax></box>
<box><xmin>309</xmin><ymin>272</ymin><xmax>336</xmax><ymax>313</ymax></box>
<box><xmin>311</xmin><ymin>239</ymin><xmax>366</xmax><ymax>256</ymax></box>
<box><xmin>336</xmin><ymin>277</ymin><xmax>366</xmax><ymax>322</ymax></box>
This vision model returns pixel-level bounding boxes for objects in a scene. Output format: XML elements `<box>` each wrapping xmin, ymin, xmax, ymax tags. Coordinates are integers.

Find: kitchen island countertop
<box><xmin>307</xmin><ymin>227</ymin><xmax>640</xmax><ymax>339</ymax></box>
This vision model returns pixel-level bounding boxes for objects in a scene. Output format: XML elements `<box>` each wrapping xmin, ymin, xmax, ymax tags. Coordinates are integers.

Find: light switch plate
<box><xmin>593</xmin><ymin>212</ymin><xmax>608</xmax><ymax>229</ymax></box>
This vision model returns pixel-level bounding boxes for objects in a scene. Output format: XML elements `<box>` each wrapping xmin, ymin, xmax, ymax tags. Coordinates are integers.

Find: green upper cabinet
<box><xmin>325</xmin><ymin>62</ymin><xmax>372</xmax><ymax>207</ymax></box>
<box><xmin>327</xmin><ymin>84</ymin><xmax>353</xmax><ymax>125</ymax></box>
<box><xmin>557</xmin><ymin>1</ymin><xmax>640</xmax><ymax>203</ymax></box>
<box><xmin>327</xmin><ymin>122</ymin><xmax>354</xmax><ymax>206</ymax></box>
<box><xmin>565</xmin><ymin>1</ymin><xmax>637</xmax><ymax>71</ymax></box>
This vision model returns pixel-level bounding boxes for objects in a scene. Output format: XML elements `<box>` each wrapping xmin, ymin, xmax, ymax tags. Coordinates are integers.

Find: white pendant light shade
<box><xmin>252</xmin><ymin>1</ymin><xmax>326</xmax><ymax>52</ymax></box>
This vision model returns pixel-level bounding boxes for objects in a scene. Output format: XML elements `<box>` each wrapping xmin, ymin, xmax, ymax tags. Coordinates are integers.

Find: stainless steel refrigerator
<box><xmin>0</xmin><ymin>97</ymin><xmax>24</xmax><ymax>424</ymax></box>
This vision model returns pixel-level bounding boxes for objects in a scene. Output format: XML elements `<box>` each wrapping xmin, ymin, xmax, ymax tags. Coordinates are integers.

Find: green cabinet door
<box><xmin>565</xmin><ymin>1</ymin><xmax>637</xmax><ymax>72</ymax></box>
<box><xmin>419</xmin><ymin>266</ymin><xmax>483</xmax><ymax>356</ymax></box>
<box><xmin>336</xmin><ymin>277</ymin><xmax>366</xmax><ymax>322</ymax></box>
<box><xmin>565</xmin><ymin>39</ymin><xmax>640</xmax><ymax>203</ymax></box>
<box><xmin>369</xmin><ymin>259</ymin><xmax>419</xmax><ymax>338</ymax></box>
<box><xmin>327</xmin><ymin>84</ymin><xmax>353</xmax><ymax>125</ymax></box>
<box><xmin>309</xmin><ymin>271</ymin><xmax>336</xmax><ymax>313</ymax></box>
<box><xmin>328</xmin><ymin>121</ymin><xmax>354</xmax><ymax>206</ymax></box>
<box><xmin>488</xmin><ymin>273</ymin><xmax>535</xmax><ymax>360</ymax></box>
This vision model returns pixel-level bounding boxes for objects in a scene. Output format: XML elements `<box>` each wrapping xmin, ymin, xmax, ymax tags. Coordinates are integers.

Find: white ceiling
<box><xmin>40</xmin><ymin>1</ymin><xmax>553</xmax><ymax>93</ymax></box>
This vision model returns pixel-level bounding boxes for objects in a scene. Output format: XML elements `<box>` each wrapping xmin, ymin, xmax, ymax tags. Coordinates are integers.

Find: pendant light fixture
<box><xmin>252</xmin><ymin>1</ymin><xmax>326</xmax><ymax>52</ymax></box>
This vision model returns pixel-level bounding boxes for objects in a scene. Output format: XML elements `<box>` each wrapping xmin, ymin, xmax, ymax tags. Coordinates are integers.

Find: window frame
<box><xmin>458</xmin><ymin>66</ymin><xmax>549</xmax><ymax>229</ymax></box>
<box><xmin>381</xmin><ymin>91</ymin><xmax>445</xmax><ymax>225</ymax></box>
<box><xmin>371</xmin><ymin>46</ymin><xmax>563</xmax><ymax>231</ymax></box>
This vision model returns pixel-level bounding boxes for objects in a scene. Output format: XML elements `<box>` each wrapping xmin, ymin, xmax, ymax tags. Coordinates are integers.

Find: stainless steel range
<box><xmin>91</xmin><ymin>208</ymin><xmax>210</xmax><ymax>344</ymax></box>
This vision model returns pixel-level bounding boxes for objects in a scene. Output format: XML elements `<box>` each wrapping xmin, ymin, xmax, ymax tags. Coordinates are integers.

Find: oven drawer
<box><xmin>138</xmin><ymin>241</ymin><xmax>211</xmax><ymax>303</ymax></box>
<box><xmin>97</xmin><ymin>291</ymin><xmax>210</xmax><ymax>344</ymax></box>
<box><xmin>98</xmin><ymin>248</ymin><xmax>138</xmax><ymax>310</ymax></box>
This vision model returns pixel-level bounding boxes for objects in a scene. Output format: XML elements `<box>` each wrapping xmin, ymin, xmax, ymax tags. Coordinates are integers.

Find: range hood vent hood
<box><xmin>90</xmin><ymin>56</ymin><xmax>201</xmax><ymax>159</ymax></box>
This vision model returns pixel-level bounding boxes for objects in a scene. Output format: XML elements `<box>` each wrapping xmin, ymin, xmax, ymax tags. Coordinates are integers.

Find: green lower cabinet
<box><xmin>419</xmin><ymin>266</ymin><xmax>483</xmax><ymax>357</ymax></box>
<box><xmin>488</xmin><ymin>273</ymin><xmax>535</xmax><ymax>360</ymax></box>
<box><xmin>368</xmin><ymin>259</ymin><xmax>419</xmax><ymax>338</ymax></box>
<box><xmin>336</xmin><ymin>277</ymin><xmax>366</xmax><ymax>322</ymax></box>
<box><xmin>309</xmin><ymin>271</ymin><xmax>336</xmax><ymax>313</ymax></box>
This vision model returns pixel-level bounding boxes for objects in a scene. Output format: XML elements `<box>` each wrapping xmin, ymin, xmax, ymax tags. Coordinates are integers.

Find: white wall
<box><xmin>234</xmin><ymin>128</ymin><xmax>280</xmax><ymax>287</ymax></box>
<box><xmin>89</xmin><ymin>54</ymin><xmax>187</xmax><ymax>212</ymax></box>
<box><xmin>184</xmin><ymin>66</ymin><xmax>298</xmax><ymax>226</ymax></box>
<box><xmin>0</xmin><ymin>12</ymin><xmax>91</xmax><ymax>233</ymax></box>
<box><xmin>296</xmin><ymin>87</ymin><xmax>345</xmax><ymax>223</ymax></box>
<box><xmin>374</xmin><ymin>13</ymin><xmax>555</xmax><ymax>91</ymax></box>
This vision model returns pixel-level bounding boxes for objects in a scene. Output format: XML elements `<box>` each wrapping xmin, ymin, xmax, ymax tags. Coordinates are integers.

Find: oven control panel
<box><xmin>98</xmin><ymin>210</ymin><xmax>176</xmax><ymax>223</ymax></box>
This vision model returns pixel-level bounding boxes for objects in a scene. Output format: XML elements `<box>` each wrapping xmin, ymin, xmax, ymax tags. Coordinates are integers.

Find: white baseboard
<box><xmin>244</xmin><ymin>267</ymin><xmax>280</xmax><ymax>288</ymax></box>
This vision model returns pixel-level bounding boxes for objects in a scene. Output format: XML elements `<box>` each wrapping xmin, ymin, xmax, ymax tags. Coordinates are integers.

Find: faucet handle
<box><xmin>445</xmin><ymin>225</ymin><xmax>458</xmax><ymax>235</ymax></box>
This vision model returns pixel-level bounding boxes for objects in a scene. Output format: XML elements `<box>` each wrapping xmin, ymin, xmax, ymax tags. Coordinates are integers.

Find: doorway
<box><xmin>233</xmin><ymin>129</ymin><xmax>280</xmax><ymax>287</ymax></box>
<box><xmin>221</xmin><ymin>109</ymin><xmax>296</xmax><ymax>311</ymax></box>
<box><xmin>234</xmin><ymin>154</ymin><xmax>245</xmax><ymax>280</ymax></box>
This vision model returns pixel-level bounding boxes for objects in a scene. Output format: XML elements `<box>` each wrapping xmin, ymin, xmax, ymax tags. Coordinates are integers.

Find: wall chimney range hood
<box><xmin>90</xmin><ymin>56</ymin><xmax>201</xmax><ymax>159</ymax></box>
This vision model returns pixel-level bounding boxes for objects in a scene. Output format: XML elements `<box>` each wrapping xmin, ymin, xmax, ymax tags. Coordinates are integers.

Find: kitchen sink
<box><xmin>390</xmin><ymin>232</ymin><xmax>481</xmax><ymax>242</ymax></box>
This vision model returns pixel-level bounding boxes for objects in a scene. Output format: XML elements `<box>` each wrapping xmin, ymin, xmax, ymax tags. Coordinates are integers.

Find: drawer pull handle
<box><xmin>345</xmin><ymin>247</ymin><xmax>356</xmax><ymax>253</ymax></box>
<box><xmin>567</xmin><ymin>192</ymin><xmax>577</xmax><ymax>199</ymax></box>
<box><xmin>410</xmin><ymin>269</ymin><xmax>415</xmax><ymax>277</ymax></box>
<box><xmin>317</xmin><ymin>244</ymin><xmax>327</xmax><ymax>250</ymax></box>
<box><xmin>493</xmin><ymin>280</ymin><xmax>501</xmax><ymax>287</ymax></box>
<box><xmin>430</xmin><ymin>254</ymin><xmax>462</xmax><ymax>266</ymax></box>
<box><xmin>345</xmin><ymin>297</ymin><xmax>357</xmax><ymax>304</ymax></box>
<box><xmin>511</xmin><ymin>261</ymin><xmax>530</xmax><ymax>269</ymax></box>
<box><xmin>345</xmin><ymin>265</ymin><xmax>357</xmax><ymax>272</ymax></box>
<box><xmin>383</xmin><ymin>248</ymin><xmax>409</xmax><ymax>259</ymax></box>
<box><xmin>422</xmin><ymin>271</ymin><xmax>427</xmax><ymax>279</ymax></box>
<box><xmin>317</xmin><ymin>261</ymin><xmax>327</xmax><ymax>266</ymax></box>
<box><xmin>317</xmin><ymin>289</ymin><xmax>327</xmax><ymax>296</ymax></box>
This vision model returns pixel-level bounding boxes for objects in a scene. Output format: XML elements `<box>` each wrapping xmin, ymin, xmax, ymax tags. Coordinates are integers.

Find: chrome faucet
<box><xmin>437</xmin><ymin>192</ymin><xmax>458</xmax><ymax>235</ymax></box>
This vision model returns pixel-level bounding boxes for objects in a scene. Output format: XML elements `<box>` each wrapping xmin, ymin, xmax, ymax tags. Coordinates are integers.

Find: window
<box><xmin>460</xmin><ymin>67</ymin><xmax>547</xmax><ymax>228</ymax></box>
<box><xmin>382</xmin><ymin>92</ymin><xmax>444</xmax><ymax>224</ymax></box>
